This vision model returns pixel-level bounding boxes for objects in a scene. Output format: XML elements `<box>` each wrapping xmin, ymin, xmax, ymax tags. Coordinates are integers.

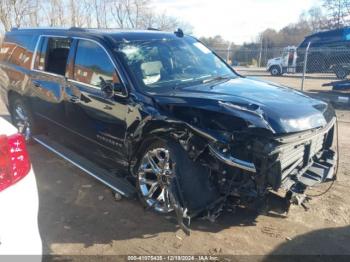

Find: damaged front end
<box><xmin>207</xmin><ymin>117</ymin><xmax>337</xmax><ymax>209</ymax></box>
<box><xmin>147</xmin><ymin>100</ymin><xmax>338</xmax><ymax>232</ymax></box>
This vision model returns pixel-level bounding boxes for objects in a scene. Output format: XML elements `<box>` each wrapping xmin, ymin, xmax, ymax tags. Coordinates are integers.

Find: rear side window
<box><xmin>73</xmin><ymin>39</ymin><xmax>120</xmax><ymax>87</ymax></box>
<box><xmin>0</xmin><ymin>42</ymin><xmax>15</xmax><ymax>62</ymax></box>
<box><xmin>34</xmin><ymin>37</ymin><xmax>71</xmax><ymax>76</ymax></box>
<box><xmin>1</xmin><ymin>34</ymin><xmax>36</xmax><ymax>68</ymax></box>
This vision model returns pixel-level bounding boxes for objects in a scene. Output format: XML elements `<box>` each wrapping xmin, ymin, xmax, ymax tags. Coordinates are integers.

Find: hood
<box><xmin>267</xmin><ymin>57</ymin><xmax>282</xmax><ymax>64</ymax></box>
<box><xmin>152</xmin><ymin>77</ymin><xmax>334</xmax><ymax>134</ymax></box>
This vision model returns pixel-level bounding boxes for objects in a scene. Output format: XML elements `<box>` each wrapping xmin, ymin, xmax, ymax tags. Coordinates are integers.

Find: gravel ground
<box><xmin>0</xmin><ymin>72</ymin><xmax>349</xmax><ymax>260</ymax></box>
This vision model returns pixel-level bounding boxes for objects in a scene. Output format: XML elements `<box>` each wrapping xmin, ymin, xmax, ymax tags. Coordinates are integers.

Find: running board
<box><xmin>32</xmin><ymin>135</ymin><xmax>136</xmax><ymax>198</ymax></box>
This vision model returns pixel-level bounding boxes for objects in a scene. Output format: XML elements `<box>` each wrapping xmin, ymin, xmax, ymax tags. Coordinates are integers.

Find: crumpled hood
<box><xmin>152</xmin><ymin>77</ymin><xmax>335</xmax><ymax>134</ymax></box>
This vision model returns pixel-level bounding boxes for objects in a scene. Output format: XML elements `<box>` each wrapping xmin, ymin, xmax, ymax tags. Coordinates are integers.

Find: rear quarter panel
<box><xmin>0</xmin><ymin>33</ymin><xmax>38</xmax><ymax>109</ymax></box>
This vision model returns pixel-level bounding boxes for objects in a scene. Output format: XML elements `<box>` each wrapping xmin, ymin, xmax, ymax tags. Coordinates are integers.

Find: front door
<box><xmin>64</xmin><ymin>38</ymin><xmax>129</xmax><ymax>170</ymax></box>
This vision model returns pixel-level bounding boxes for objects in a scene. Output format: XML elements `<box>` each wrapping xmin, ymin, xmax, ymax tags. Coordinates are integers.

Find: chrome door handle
<box><xmin>32</xmin><ymin>80</ymin><xmax>41</xmax><ymax>88</ymax></box>
<box><xmin>69</xmin><ymin>95</ymin><xmax>80</xmax><ymax>103</ymax></box>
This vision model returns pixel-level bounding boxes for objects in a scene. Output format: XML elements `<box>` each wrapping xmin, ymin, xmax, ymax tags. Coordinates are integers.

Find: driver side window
<box><xmin>73</xmin><ymin>39</ymin><xmax>120</xmax><ymax>88</ymax></box>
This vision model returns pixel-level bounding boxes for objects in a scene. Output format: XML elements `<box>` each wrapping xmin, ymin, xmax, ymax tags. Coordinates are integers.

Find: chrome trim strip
<box><xmin>31</xmin><ymin>34</ymin><xmax>128</xmax><ymax>98</ymax></box>
<box><xmin>67</xmin><ymin>78</ymin><xmax>126</xmax><ymax>99</ymax></box>
<box><xmin>30</xmin><ymin>35</ymin><xmax>42</xmax><ymax>70</ymax></box>
<box><xmin>67</xmin><ymin>78</ymin><xmax>100</xmax><ymax>90</ymax></box>
<box><xmin>32</xmin><ymin>68</ymin><xmax>66</xmax><ymax>79</ymax></box>
<box><xmin>33</xmin><ymin>136</ymin><xmax>128</xmax><ymax>197</ymax></box>
<box><xmin>208</xmin><ymin>145</ymin><xmax>257</xmax><ymax>173</ymax></box>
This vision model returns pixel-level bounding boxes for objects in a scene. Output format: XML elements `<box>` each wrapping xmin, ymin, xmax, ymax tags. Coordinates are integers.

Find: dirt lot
<box><xmin>0</xmin><ymin>71</ymin><xmax>349</xmax><ymax>260</ymax></box>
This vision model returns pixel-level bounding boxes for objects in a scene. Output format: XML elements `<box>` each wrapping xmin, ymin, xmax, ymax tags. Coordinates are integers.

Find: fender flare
<box><xmin>268</xmin><ymin>64</ymin><xmax>283</xmax><ymax>73</ymax></box>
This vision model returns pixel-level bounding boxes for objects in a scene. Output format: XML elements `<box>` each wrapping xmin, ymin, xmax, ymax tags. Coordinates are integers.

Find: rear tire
<box><xmin>333</xmin><ymin>65</ymin><xmax>349</xmax><ymax>79</ymax></box>
<box><xmin>9</xmin><ymin>97</ymin><xmax>39</xmax><ymax>143</ymax></box>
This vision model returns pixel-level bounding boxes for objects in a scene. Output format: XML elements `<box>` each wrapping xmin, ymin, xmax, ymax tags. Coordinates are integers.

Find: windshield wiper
<box><xmin>202</xmin><ymin>75</ymin><xmax>233</xmax><ymax>84</ymax></box>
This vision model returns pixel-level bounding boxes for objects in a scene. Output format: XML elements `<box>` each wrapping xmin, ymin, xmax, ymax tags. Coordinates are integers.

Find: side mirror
<box><xmin>113</xmin><ymin>83</ymin><xmax>126</xmax><ymax>95</ymax></box>
<box><xmin>100</xmin><ymin>76</ymin><xmax>126</xmax><ymax>98</ymax></box>
<box><xmin>100</xmin><ymin>82</ymin><xmax>114</xmax><ymax>99</ymax></box>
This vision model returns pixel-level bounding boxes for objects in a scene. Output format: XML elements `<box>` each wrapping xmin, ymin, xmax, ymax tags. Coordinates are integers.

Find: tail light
<box><xmin>0</xmin><ymin>133</ymin><xmax>31</xmax><ymax>192</ymax></box>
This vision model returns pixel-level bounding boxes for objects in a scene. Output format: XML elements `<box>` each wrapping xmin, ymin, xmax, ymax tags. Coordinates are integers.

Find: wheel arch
<box><xmin>7</xmin><ymin>90</ymin><xmax>32</xmax><ymax>112</ymax></box>
<box><xmin>127</xmin><ymin>113</ymin><xmax>221</xmax><ymax>175</ymax></box>
<box><xmin>128</xmin><ymin>120</ymin><xmax>185</xmax><ymax>176</ymax></box>
<box><xmin>268</xmin><ymin>64</ymin><xmax>282</xmax><ymax>72</ymax></box>
<box><xmin>269</xmin><ymin>64</ymin><xmax>282</xmax><ymax>75</ymax></box>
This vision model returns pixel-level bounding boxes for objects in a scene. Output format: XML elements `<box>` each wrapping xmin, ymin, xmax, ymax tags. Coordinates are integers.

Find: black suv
<box><xmin>0</xmin><ymin>28</ymin><xmax>337</xmax><ymax>230</ymax></box>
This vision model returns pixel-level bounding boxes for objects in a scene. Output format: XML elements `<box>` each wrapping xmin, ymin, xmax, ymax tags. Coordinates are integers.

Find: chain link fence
<box><xmin>209</xmin><ymin>45</ymin><xmax>350</xmax><ymax>105</ymax></box>
<box><xmin>209</xmin><ymin>46</ymin><xmax>285</xmax><ymax>67</ymax></box>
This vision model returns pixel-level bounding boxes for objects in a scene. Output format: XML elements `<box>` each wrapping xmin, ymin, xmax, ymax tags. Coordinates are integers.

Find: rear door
<box><xmin>31</xmin><ymin>36</ymin><xmax>71</xmax><ymax>129</ymax></box>
<box><xmin>64</xmin><ymin>38</ymin><xmax>129</xmax><ymax>170</ymax></box>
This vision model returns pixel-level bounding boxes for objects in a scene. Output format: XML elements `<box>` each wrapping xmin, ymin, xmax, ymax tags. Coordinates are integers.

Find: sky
<box><xmin>153</xmin><ymin>0</ymin><xmax>321</xmax><ymax>44</ymax></box>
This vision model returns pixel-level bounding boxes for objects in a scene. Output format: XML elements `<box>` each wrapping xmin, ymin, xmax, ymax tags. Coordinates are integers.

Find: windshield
<box><xmin>115</xmin><ymin>36</ymin><xmax>237</xmax><ymax>92</ymax></box>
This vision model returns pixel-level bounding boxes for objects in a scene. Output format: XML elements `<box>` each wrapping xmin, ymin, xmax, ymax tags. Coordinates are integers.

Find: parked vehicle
<box><xmin>0</xmin><ymin>117</ymin><xmax>42</xmax><ymax>257</ymax></box>
<box><xmin>267</xmin><ymin>46</ymin><xmax>297</xmax><ymax>76</ymax></box>
<box><xmin>268</xmin><ymin>27</ymin><xmax>350</xmax><ymax>79</ymax></box>
<box><xmin>0</xmin><ymin>28</ymin><xmax>337</xmax><ymax>232</ymax></box>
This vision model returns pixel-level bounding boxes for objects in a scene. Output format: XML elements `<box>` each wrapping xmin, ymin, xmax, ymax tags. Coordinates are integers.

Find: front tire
<box><xmin>136</xmin><ymin>140</ymin><xmax>175</xmax><ymax>214</ymax></box>
<box><xmin>135</xmin><ymin>139</ymin><xmax>220</xmax><ymax>215</ymax></box>
<box><xmin>270</xmin><ymin>66</ymin><xmax>281</xmax><ymax>76</ymax></box>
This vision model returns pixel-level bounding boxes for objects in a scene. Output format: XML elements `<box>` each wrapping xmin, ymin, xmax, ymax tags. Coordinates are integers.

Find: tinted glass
<box><xmin>116</xmin><ymin>36</ymin><xmax>236</xmax><ymax>92</ymax></box>
<box><xmin>34</xmin><ymin>37</ymin><xmax>71</xmax><ymax>75</ymax></box>
<box><xmin>3</xmin><ymin>34</ymin><xmax>37</xmax><ymax>68</ymax></box>
<box><xmin>74</xmin><ymin>40</ymin><xmax>120</xmax><ymax>87</ymax></box>
<box><xmin>45</xmin><ymin>38</ymin><xmax>71</xmax><ymax>75</ymax></box>
<box><xmin>34</xmin><ymin>37</ymin><xmax>47</xmax><ymax>70</ymax></box>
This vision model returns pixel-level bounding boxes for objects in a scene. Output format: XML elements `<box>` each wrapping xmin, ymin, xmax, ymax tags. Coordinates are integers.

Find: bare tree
<box><xmin>0</xmin><ymin>0</ymin><xmax>36</xmax><ymax>31</ymax></box>
<box><xmin>68</xmin><ymin>0</ymin><xmax>90</xmax><ymax>27</ymax></box>
<box><xmin>12</xmin><ymin>0</ymin><xmax>33</xmax><ymax>27</ymax></box>
<box><xmin>89</xmin><ymin>0</ymin><xmax>110</xmax><ymax>28</ymax></box>
<box><xmin>307</xmin><ymin>7</ymin><xmax>328</xmax><ymax>31</ymax></box>
<box><xmin>153</xmin><ymin>12</ymin><xmax>179</xmax><ymax>31</ymax></box>
<box><xmin>29</xmin><ymin>0</ymin><xmax>40</xmax><ymax>27</ymax></box>
<box><xmin>110</xmin><ymin>0</ymin><xmax>128</xmax><ymax>28</ymax></box>
<box><xmin>323</xmin><ymin>0</ymin><xmax>350</xmax><ymax>28</ymax></box>
<box><xmin>0</xmin><ymin>0</ymin><xmax>191</xmax><ymax>32</ymax></box>
<box><xmin>0</xmin><ymin>0</ymin><xmax>13</xmax><ymax>31</ymax></box>
<box><xmin>41</xmin><ymin>0</ymin><xmax>67</xmax><ymax>26</ymax></box>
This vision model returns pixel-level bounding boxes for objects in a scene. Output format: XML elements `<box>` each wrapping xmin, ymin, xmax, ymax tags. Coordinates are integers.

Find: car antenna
<box><xmin>174</xmin><ymin>28</ymin><xmax>184</xmax><ymax>37</ymax></box>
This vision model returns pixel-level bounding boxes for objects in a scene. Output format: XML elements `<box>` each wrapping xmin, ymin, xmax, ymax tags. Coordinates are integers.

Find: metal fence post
<box><xmin>301</xmin><ymin>42</ymin><xmax>311</xmax><ymax>91</ymax></box>
<box><xmin>226</xmin><ymin>42</ymin><xmax>232</xmax><ymax>64</ymax></box>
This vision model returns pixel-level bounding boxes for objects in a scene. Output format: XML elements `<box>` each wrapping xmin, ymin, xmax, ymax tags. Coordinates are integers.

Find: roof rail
<box><xmin>69</xmin><ymin>27</ymin><xmax>87</xmax><ymax>32</ymax></box>
<box><xmin>10</xmin><ymin>27</ymin><xmax>70</xmax><ymax>31</ymax></box>
<box><xmin>147</xmin><ymin>27</ymin><xmax>161</xmax><ymax>31</ymax></box>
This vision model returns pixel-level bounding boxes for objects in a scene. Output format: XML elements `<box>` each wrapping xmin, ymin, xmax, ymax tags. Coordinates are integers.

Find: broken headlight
<box><xmin>208</xmin><ymin>142</ymin><xmax>256</xmax><ymax>173</ymax></box>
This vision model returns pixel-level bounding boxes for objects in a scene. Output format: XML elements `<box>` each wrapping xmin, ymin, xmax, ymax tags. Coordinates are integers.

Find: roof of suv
<box><xmin>9</xmin><ymin>27</ymin><xmax>184</xmax><ymax>42</ymax></box>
